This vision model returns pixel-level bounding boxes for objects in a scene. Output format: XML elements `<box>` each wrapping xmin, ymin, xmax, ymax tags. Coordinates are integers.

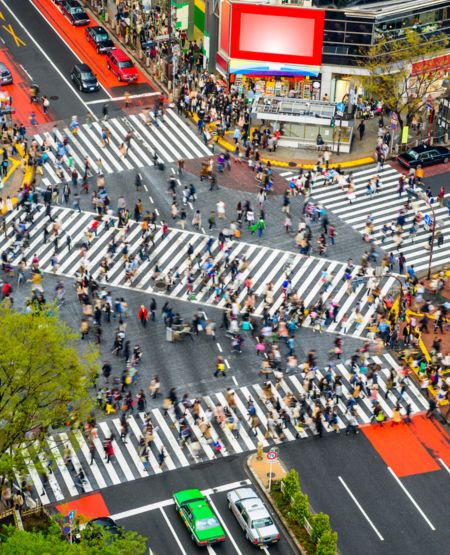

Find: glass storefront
<box><xmin>230</xmin><ymin>74</ymin><xmax>322</xmax><ymax>100</ymax></box>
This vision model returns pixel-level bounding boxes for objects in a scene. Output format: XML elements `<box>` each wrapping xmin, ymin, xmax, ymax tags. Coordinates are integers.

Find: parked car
<box><xmin>397</xmin><ymin>144</ymin><xmax>450</xmax><ymax>169</ymax></box>
<box><xmin>0</xmin><ymin>62</ymin><xmax>13</xmax><ymax>85</ymax></box>
<box><xmin>106</xmin><ymin>48</ymin><xmax>138</xmax><ymax>82</ymax></box>
<box><xmin>85</xmin><ymin>26</ymin><xmax>114</xmax><ymax>53</ymax></box>
<box><xmin>227</xmin><ymin>487</ymin><xmax>280</xmax><ymax>546</ymax></box>
<box><xmin>173</xmin><ymin>489</ymin><xmax>226</xmax><ymax>546</ymax></box>
<box><xmin>60</xmin><ymin>0</ymin><xmax>90</xmax><ymax>26</ymax></box>
<box><xmin>70</xmin><ymin>63</ymin><xmax>99</xmax><ymax>92</ymax></box>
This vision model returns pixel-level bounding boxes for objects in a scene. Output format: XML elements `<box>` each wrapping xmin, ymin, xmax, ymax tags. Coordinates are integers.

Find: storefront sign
<box><xmin>411</xmin><ymin>54</ymin><xmax>450</xmax><ymax>77</ymax></box>
<box><xmin>229</xmin><ymin>4</ymin><xmax>325</xmax><ymax>66</ymax></box>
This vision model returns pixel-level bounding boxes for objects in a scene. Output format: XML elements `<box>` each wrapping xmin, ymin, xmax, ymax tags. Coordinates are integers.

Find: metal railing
<box><xmin>252</xmin><ymin>97</ymin><xmax>336</xmax><ymax>120</ymax></box>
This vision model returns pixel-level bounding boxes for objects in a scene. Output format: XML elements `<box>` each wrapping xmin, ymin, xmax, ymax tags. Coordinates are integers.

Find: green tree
<box><xmin>359</xmin><ymin>30</ymin><xmax>448</xmax><ymax>129</ymax></box>
<box><xmin>0</xmin><ymin>522</ymin><xmax>147</xmax><ymax>554</ymax></box>
<box><xmin>311</xmin><ymin>512</ymin><xmax>331</xmax><ymax>546</ymax></box>
<box><xmin>0</xmin><ymin>308</ymin><xmax>98</xmax><ymax>477</ymax></box>
<box><xmin>289</xmin><ymin>491</ymin><xmax>310</xmax><ymax>524</ymax></box>
<box><xmin>315</xmin><ymin>530</ymin><xmax>338</xmax><ymax>555</ymax></box>
<box><xmin>281</xmin><ymin>469</ymin><xmax>300</xmax><ymax>503</ymax></box>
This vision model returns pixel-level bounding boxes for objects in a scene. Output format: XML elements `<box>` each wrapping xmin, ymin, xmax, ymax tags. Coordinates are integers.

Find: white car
<box><xmin>227</xmin><ymin>487</ymin><xmax>280</xmax><ymax>546</ymax></box>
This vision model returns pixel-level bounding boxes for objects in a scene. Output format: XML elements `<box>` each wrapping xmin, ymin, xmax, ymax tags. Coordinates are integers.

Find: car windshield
<box><xmin>252</xmin><ymin>517</ymin><xmax>274</xmax><ymax>528</ymax></box>
<box><xmin>97</xmin><ymin>33</ymin><xmax>109</xmax><ymax>41</ymax></box>
<box><xmin>70</xmin><ymin>7</ymin><xmax>85</xmax><ymax>15</ymax></box>
<box><xmin>118</xmin><ymin>60</ymin><xmax>134</xmax><ymax>69</ymax></box>
<box><xmin>81</xmin><ymin>72</ymin><xmax>95</xmax><ymax>80</ymax></box>
<box><xmin>407</xmin><ymin>150</ymin><xmax>419</xmax><ymax>160</ymax></box>
<box><xmin>196</xmin><ymin>517</ymin><xmax>219</xmax><ymax>531</ymax></box>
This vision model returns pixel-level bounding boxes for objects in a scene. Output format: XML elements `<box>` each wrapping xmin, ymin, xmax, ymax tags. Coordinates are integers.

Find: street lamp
<box><xmin>418</xmin><ymin>192</ymin><xmax>436</xmax><ymax>280</ymax></box>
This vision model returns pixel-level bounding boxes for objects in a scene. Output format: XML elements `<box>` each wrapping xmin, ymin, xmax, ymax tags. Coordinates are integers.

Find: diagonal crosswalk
<box><xmin>6</xmin><ymin>204</ymin><xmax>398</xmax><ymax>337</ymax></box>
<box><xmin>33</xmin><ymin>109</ymin><xmax>211</xmax><ymax>187</ymax></box>
<box><xmin>280</xmin><ymin>164</ymin><xmax>450</xmax><ymax>273</ymax></box>
<box><xmin>20</xmin><ymin>353</ymin><xmax>427</xmax><ymax>505</ymax></box>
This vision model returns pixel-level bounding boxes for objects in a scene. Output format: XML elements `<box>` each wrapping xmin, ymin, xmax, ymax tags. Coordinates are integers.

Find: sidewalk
<box><xmin>217</xmin><ymin>117</ymin><xmax>382</xmax><ymax>170</ymax></box>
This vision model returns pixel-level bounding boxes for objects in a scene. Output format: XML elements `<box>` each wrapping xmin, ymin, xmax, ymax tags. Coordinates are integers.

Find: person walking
<box><xmin>104</xmin><ymin>436</ymin><xmax>115</xmax><ymax>463</ymax></box>
<box><xmin>138</xmin><ymin>304</ymin><xmax>148</xmax><ymax>327</ymax></box>
<box><xmin>357</xmin><ymin>120</ymin><xmax>365</xmax><ymax>140</ymax></box>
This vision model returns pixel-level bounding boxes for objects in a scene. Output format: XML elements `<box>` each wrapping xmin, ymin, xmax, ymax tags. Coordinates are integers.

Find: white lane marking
<box><xmin>225</xmin><ymin>359</ymin><xmax>231</xmax><ymax>369</ymax></box>
<box><xmin>111</xmin><ymin>479</ymin><xmax>252</xmax><ymax>520</ymax></box>
<box><xmin>216</xmin><ymin>342</ymin><xmax>223</xmax><ymax>353</ymax></box>
<box><xmin>159</xmin><ymin>507</ymin><xmax>188</xmax><ymax>555</ymax></box>
<box><xmin>206</xmin><ymin>494</ymin><xmax>242</xmax><ymax>554</ymax></box>
<box><xmin>86</xmin><ymin>92</ymin><xmax>160</xmax><ymax>104</ymax></box>
<box><xmin>387</xmin><ymin>467</ymin><xmax>436</xmax><ymax>530</ymax></box>
<box><xmin>232</xmin><ymin>376</ymin><xmax>238</xmax><ymax>386</ymax></box>
<box><xmin>438</xmin><ymin>458</ymin><xmax>450</xmax><ymax>475</ymax></box>
<box><xmin>2</xmin><ymin>0</ymin><xmax>98</xmax><ymax>118</ymax></box>
<box><xmin>338</xmin><ymin>476</ymin><xmax>384</xmax><ymax>541</ymax></box>
<box><xmin>20</xmin><ymin>63</ymin><xmax>32</xmax><ymax>80</ymax></box>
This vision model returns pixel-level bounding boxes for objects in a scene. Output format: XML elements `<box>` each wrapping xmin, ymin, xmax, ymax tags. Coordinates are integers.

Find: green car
<box><xmin>173</xmin><ymin>489</ymin><xmax>226</xmax><ymax>546</ymax></box>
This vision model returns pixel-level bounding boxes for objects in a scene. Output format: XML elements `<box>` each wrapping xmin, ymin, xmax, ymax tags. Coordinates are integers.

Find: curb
<box><xmin>246</xmin><ymin>454</ymin><xmax>307</xmax><ymax>555</ymax></box>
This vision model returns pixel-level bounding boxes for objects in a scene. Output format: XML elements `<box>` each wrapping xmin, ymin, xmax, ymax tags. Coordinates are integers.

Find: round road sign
<box><xmin>267</xmin><ymin>450</ymin><xmax>278</xmax><ymax>461</ymax></box>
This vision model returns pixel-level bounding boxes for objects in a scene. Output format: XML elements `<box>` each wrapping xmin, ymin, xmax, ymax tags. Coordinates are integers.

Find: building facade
<box><xmin>206</xmin><ymin>0</ymin><xmax>450</xmax><ymax>102</ymax></box>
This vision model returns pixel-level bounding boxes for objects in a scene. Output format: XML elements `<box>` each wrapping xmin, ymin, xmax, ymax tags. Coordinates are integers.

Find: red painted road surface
<box><xmin>0</xmin><ymin>47</ymin><xmax>51</xmax><ymax>125</ymax></box>
<box><xmin>32</xmin><ymin>0</ymin><xmax>157</xmax><ymax>98</ymax></box>
<box><xmin>57</xmin><ymin>492</ymin><xmax>110</xmax><ymax>521</ymax></box>
<box><xmin>363</xmin><ymin>414</ymin><xmax>450</xmax><ymax>477</ymax></box>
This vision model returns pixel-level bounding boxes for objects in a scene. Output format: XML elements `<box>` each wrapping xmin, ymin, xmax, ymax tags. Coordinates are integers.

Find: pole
<box><xmin>268</xmin><ymin>460</ymin><xmax>272</xmax><ymax>492</ymax></box>
<box><xmin>337</xmin><ymin>118</ymin><xmax>342</xmax><ymax>155</ymax></box>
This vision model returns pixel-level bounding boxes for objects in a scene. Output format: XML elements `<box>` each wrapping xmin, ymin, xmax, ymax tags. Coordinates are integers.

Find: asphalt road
<box><xmin>279</xmin><ymin>430</ymin><xmax>450</xmax><ymax>555</ymax></box>
<box><xmin>1</xmin><ymin>0</ymin><xmax>108</xmax><ymax>120</ymax></box>
<box><xmin>96</xmin><ymin>455</ymin><xmax>298</xmax><ymax>555</ymax></box>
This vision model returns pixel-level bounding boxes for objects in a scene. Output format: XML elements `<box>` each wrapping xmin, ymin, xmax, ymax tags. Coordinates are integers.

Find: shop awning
<box><xmin>228</xmin><ymin>58</ymin><xmax>320</xmax><ymax>77</ymax></box>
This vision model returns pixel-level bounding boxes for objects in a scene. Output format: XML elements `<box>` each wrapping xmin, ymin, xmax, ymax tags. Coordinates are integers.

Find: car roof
<box><xmin>90</xmin><ymin>26</ymin><xmax>107</xmax><ymax>33</ymax></box>
<box><xmin>66</xmin><ymin>0</ymin><xmax>82</xmax><ymax>6</ymax></box>
<box><xmin>89</xmin><ymin>517</ymin><xmax>117</xmax><ymax>527</ymax></box>
<box><xmin>241</xmin><ymin>498</ymin><xmax>268</xmax><ymax>514</ymax></box>
<box><xmin>109</xmin><ymin>48</ymin><xmax>131</xmax><ymax>60</ymax></box>
<box><xmin>188</xmin><ymin>499</ymin><xmax>214</xmax><ymax>519</ymax></box>
<box><xmin>74</xmin><ymin>63</ymin><xmax>94</xmax><ymax>72</ymax></box>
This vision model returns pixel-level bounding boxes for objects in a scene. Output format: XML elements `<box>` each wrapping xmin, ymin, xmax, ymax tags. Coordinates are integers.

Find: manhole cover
<box><xmin>50</xmin><ymin>96</ymin><xmax>59</xmax><ymax>101</ymax></box>
<box><xmin>154</xmin><ymin>280</ymin><xmax>166</xmax><ymax>291</ymax></box>
<box><xmin>288</xmin><ymin>161</ymin><xmax>297</xmax><ymax>167</ymax></box>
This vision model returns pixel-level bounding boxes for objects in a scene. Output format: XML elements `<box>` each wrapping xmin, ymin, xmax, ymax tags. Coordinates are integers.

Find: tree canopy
<box><xmin>0</xmin><ymin>307</ymin><xmax>98</xmax><ymax>477</ymax></box>
<box><xmin>359</xmin><ymin>30</ymin><xmax>448</xmax><ymax>128</ymax></box>
<box><xmin>0</xmin><ymin>522</ymin><xmax>147</xmax><ymax>554</ymax></box>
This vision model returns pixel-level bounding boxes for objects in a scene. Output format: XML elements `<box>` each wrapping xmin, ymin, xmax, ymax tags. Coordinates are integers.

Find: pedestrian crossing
<box><xmin>34</xmin><ymin>109</ymin><xmax>211</xmax><ymax>187</ymax></box>
<box><xmin>20</xmin><ymin>353</ymin><xmax>427</xmax><ymax>505</ymax></box>
<box><xmin>6</xmin><ymin>204</ymin><xmax>398</xmax><ymax>337</ymax></box>
<box><xmin>280</xmin><ymin>165</ymin><xmax>449</xmax><ymax>273</ymax></box>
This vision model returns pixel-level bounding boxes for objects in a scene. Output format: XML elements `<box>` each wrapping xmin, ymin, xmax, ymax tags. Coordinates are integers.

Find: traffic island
<box><xmin>247</xmin><ymin>450</ymin><xmax>338</xmax><ymax>554</ymax></box>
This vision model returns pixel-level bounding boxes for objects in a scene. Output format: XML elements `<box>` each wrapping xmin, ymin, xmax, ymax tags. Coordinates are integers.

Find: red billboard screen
<box><xmin>230</xmin><ymin>4</ymin><xmax>325</xmax><ymax>66</ymax></box>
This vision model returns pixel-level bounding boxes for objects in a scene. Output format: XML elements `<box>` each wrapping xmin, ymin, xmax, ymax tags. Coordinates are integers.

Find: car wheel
<box><xmin>79</xmin><ymin>83</ymin><xmax>83</xmax><ymax>92</ymax></box>
<box><xmin>444</xmin><ymin>157</ymin><xmax>449</xmax><ymax>163</ymax></box>
<box><xmin>191</xmin><ymin>533</ymin><xmax>195</xmax><ymax>542</ymax></box>
<box><xmin>107</xmin><ymin>62</ymin><xmax>111</xmax><ymax>70</ymax></box>
<box><xmin>118</xmin><ymin>74</ymin><xmax>121</xmax><ymax>82</ymax></box>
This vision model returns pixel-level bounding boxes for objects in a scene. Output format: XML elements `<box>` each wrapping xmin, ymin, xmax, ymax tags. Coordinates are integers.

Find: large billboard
<box><xmin>229</xmin><ymin>3</ymin><xmax>325</xmax><ymax>66</ymax></box>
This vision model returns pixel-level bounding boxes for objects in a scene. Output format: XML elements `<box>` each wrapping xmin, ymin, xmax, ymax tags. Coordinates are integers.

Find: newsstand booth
<box><xmin>216</xmin><ymin>2</ymin><xmax>325</xmax><ymax>98</ymax></box>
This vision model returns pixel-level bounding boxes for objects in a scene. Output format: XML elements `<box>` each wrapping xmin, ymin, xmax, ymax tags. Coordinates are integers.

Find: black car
<box><xmin>397</xmin><ymin>144</ymin><xmax>450</xmax><ymax>169</ymax></box>
<box><xmin>85</xmin><ymin>517</ymin><xmax>122</xmax><ymax>540</ymax></box>
<box><xmin>85</xmin><ymin>26</ymin><xmax>114</xmax><ymax>53</ymax></box>
<box><xmin>70</xmin><ymin>63</ymin><xmax>99</xmax><ymax>92</ymax></box>
<box><xmin>61</xmin><ymin>0</ymin><xmax>90</xmax><ymax>26</ymax></box>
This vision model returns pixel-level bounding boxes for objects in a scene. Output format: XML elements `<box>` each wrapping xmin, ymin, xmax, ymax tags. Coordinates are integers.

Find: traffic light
<box><xmin>330</xmin><ymin>117</ymin><xmax>335</xmax><ymax>128</ymax></box>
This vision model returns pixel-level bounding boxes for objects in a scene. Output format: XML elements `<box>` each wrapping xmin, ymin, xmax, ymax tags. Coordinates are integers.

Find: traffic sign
<box><xmin>424</xmin><ymin>214</ymin><xmax>432</xmax><ymax>226</ymax></box>
<box><xmin>336</xmin><ymin>102</ymin><xmax>345</xmax><ymax>113</ymax></box>
<box><xmin>267</xmin><ymin>450</ymin><xmax>278</xmax><ymax>461</ymax></box>
<box><xmin>68</xmin><ymin>510</ymin><xmax>76</xmax><ymax>522</ymax></box>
